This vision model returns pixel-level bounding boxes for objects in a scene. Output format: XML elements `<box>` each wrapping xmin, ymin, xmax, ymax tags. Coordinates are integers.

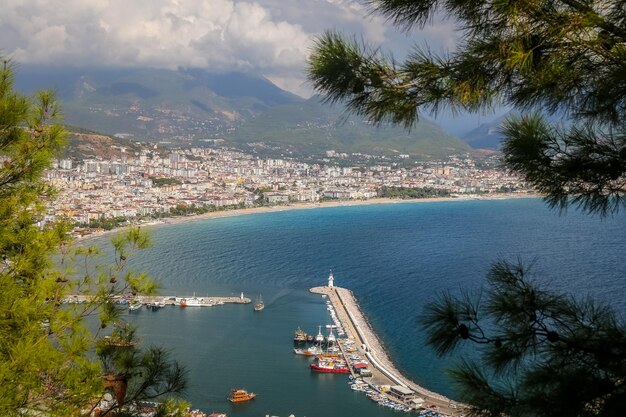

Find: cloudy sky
<box><xmin>1</xmin><ymin>0</ymin><xmax>458</xmax><ymax>98</ymax></box>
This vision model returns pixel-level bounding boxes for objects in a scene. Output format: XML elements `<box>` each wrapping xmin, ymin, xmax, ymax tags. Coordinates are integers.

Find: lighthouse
<box><xmin>328</xmin><ymin>270</ymin><xmax>334</xmax><ymax>289</ymax></box>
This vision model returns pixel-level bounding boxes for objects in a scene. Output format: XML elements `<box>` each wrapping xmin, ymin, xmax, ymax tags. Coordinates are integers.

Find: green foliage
<box><xmin>149</xmin><ymin>176</ymin><xmax>183</xmax><ymax>187</ymax></box>
<box><xmin>97</xmin><ymin>324</ymin><xmax>187</xmax><ymax>408</ymax></box>
<box><xmin>501</xmin><ymin>114</ymin><xmax>626</xmax><ymax>215</ymax></box>
<box><xmin>169</xmin><ymin>204</ymin><xmax>215</xmax><ymax>216</ymax></box>
<box><xmin>422</xmin><ymin>260</ymin><xmax>626</xmax><ymax>416</ymax></box>
<box><xmin>379</xmin><ymin>186</ymin><xmax>450</xmax><ymax>199</ymax></box>
<box><xmin>0</xmin><ymin>60</ymin><xmax>186</xmax><ymax>416</ymax></box>
<box><xmin>0</xmin><ymin>59</ymin><xmax>97</xmax><ymax>416</ymax></box>
<box><xmin>307</xmin><ymin>0</ymin><xmax>626</xmax><ymax>214</ymax></box>
<box><xmin>79</xmin><ymin>216</ymin><xmax>128</xmax><ymax>230</ymax></box>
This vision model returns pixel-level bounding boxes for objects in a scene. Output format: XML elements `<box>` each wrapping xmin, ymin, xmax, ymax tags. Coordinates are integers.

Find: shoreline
<box><xmin>77</xmin><ymin>192</ymin><xmax>538</xmax><ymax>242</ymax></box>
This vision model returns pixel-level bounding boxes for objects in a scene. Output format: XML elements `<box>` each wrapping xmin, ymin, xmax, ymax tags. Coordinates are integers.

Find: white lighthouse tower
<box><xmin>327</xmin><ymin>269</ymin><xmax>334</xmax><ymax>289</ymax></box>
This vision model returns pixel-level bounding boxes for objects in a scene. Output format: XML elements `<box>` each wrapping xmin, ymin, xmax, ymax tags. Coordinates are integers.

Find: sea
<box><xmin>89</xmin><ymin>198</ymin><xmax>626</xmax><ymax>417</ymax></box>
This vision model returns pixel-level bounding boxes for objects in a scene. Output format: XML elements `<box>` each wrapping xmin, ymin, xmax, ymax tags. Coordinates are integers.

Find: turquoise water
<box><xmin>92</xmin><ymin>199</ymin><xmax>626</xmax><ymax>416</ymax></box>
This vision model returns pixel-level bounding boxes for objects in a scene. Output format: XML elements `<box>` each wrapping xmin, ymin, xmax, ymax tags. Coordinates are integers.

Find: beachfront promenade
<box><xmin>310</xmin><ymin>285</ymin><xmax>462</xmax><ymax>416</ymax></box>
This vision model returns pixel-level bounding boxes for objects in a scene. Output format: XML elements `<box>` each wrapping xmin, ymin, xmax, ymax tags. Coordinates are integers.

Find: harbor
<box><xmin>67</xmin><ymin>273</ymin><xmax>463</xmax><ymax>415</ymax></box>
<box><xmin>308</xmin><ymin>273</ymin><xmax>463</xmax><ymax>416</ymax></box>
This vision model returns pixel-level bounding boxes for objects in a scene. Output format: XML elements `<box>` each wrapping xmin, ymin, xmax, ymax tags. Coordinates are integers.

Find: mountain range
<box><xmin>461</xmin><ymin>114</ymin><xmax>511</xmax><ymax>150</ymax></box>
<box><xmin>461</xmin><ymin>110</ymin><xmax>573</xmax><ymax>150</ymax></box>
<box><xmin>16</xmin><ymin>66</ymin><xmax>472</xmax><ymax>159</ymax></box>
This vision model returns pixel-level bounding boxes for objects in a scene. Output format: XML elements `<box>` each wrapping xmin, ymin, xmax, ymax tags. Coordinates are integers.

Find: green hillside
<box><xmin>16</xmin><ymin>66</ymin><xmax>303</xmax><ymax>140</ymax></box>
<box><xmin>229</xmin><ymin>97</ymin><xmax>470</xmax><ymax>158</ymax></box>
<box><xmin>61</xmin><ymin>125</ymin><xmax>143</xmax><ymax>160</ymax></box>
<box><xmin>17</xmin><ymin>67</ymin><xmax>469</xmax><ymax>159</ymax></box>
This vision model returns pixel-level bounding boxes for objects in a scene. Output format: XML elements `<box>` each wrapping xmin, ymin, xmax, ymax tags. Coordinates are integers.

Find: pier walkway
<box><xmin>63</xmin><ymin>294</ymin><xmax>251</xmax><ymax>305</ymax></box>
<box><xmin>310</xmin><ymin>285</ymin><xmax>462</xmax><ymax>416</ymax></box>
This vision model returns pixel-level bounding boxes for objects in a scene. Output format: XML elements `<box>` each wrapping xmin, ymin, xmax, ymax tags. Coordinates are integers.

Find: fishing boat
<box><xmin>315</xmin><ymin>326</ymin><xmax>325</xmax><ymax>344</ymax></box>
<box><xmin>147</xmin><ymin>301</ymin><xmax>165</xmax><ymax>311</ymax></box>
<box><xmin>310</xmin><ymin>357</ymin><xmax>350</xmax><ymax>374</ymax></box>
<box><xmin>293</xmin><ymin>327</ymin><xmax>307</xmax><ymax>343</ymax></box>
<box><xmin>318</xmin><ymin>352</ymin><xmax>341</xmax><ymax>358</ymax></box>
<box><xmin>128</xmin><ymin>302</ymin><xmax>142</xmax><ymax>311</ymax></box>
<box><xmin>228</xmin><ymin>388</ymin><xmax>256</xmax><ymax>403</ymax></box>
<box><xmin>326</xmin><ymin>328</ymin><xmax>336</xmax><ymax>345</ymax></box>
<box><xmin>253</xmin><ymin>294</ymin><xmax>264</xmax><ymax>311</ymax></box>
<box><xmin>293</xmin><ymin>345</ymin><xmax>323</xmax><ymax>356</ymax></box>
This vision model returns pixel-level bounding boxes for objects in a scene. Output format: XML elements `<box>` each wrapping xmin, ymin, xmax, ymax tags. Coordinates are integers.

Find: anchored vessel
<box><xmin>310</xmin><ymin>357</ymin><xmax>350</xmax><ymax>374</ymax></box>
<box><xmin>228</xmin><ymin>388</ymin><xmax>256</xmax><ymax>403</ymax></box>
<box><xmin>293</xmin><ymin>327</ymin><xmax>308</xmax><ymax>343</ymax></box>
<box><xmin>315</xmin><ymin>325</ymin><xmax>325</xmax><ymax>344</ymax></box>
<box><xmin>180</xmin><ymin>293</ymin><xmax>218</xmax><ymax>307</ymax></box>
<box><xmin>293</xmin><ymin>345</ymin><xmax>323</xmax><ymax>356</ymax></box>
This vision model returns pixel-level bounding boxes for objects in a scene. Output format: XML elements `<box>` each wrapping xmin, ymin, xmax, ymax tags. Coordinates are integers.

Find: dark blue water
<box><xmin>92</xmin><ymin>199</ymin><xmax>626</xmax><ymax>416</ymax></box>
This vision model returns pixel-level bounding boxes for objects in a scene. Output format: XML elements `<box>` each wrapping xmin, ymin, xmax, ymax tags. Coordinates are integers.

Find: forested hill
<box><xmin>16</xmin><ymin>66</ymin><xmax>470</xmax><ymax>159</ymax></box>
<box><xmin>229</xmin><ymin>96</ymin><xmax>470</xmax><ymax>159</ymax></box>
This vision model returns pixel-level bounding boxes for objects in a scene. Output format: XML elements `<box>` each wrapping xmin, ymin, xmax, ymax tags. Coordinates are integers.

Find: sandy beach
<box><xmin>78</xmin><ymin>192</ymin><xmax>538</xmax><ymax>242</ymax></box>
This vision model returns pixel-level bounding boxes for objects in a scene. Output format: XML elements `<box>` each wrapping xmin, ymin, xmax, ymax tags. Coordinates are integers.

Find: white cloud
<box><xmin>1</xmin><ymin>0</ymin><xmax>311</xmax><ymax>71</ymax></box>
<box><xmin>1</xmin><ymin>0</ymin><xmax>458</xmax><ymax>96</ymax></box>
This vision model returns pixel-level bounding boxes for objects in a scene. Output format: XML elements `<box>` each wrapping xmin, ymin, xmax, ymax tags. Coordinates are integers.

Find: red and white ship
<box><xmin>310</xmin><ymin>358</ymin><xmax>350</xmax><ymax>374</ymax></box>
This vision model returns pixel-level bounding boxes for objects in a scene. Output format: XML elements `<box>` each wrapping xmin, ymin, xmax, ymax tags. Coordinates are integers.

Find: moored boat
<box><xmin>180</xmin><ymin>296</ymin><xmax>210</xmax><ymax>307</ymax></box>
<box><xmin>147</xmin><ymin>301</ymin><xmax>166</xmax><ymax>310</ymax></box>
<box><xmin>228</xmin><ymin>388</ymin><xmax>256</xmax><ymax>403</ymax></box>
<box><xmin>293</xmin><ymin>345</ymin><xmax>323</xmax><ymax>355</ymax></box>
<box><xmin>326</xmin><ymin>328</ymin><xmax>336</xmax><ymax>345</ymax></box>
<box><xmin>315</xmin><ymin>325</ymin><xmax>325</xmax><ymax>344</ymax></box>
<box><xmin>310</xmin><ymin>358</ymin><xmax>350</xmax><ymax>373</ymax></box>
<box><xmin>293</xmin><ymin>327</ymin><xmax>307</xmax><ymax>343</ymax></box>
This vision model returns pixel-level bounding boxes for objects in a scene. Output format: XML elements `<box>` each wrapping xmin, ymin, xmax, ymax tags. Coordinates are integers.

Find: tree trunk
<box><xmin>103</xmin><ymin>374</ymin><xmax>128</xmax><ymax>405</ymax></box>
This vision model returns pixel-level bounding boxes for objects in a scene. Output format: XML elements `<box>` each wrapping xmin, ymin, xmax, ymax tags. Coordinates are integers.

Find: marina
<box><xmin>308</xmin><ymin>272</ymin><xmax>463</xmax><ymax>416</ymax></box>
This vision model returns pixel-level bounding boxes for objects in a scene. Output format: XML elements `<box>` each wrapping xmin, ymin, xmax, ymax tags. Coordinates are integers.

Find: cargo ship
<box><xmin>228</xmin><ymin>388</ymin><xmax>256</xmax><ymax>403</ymax></box>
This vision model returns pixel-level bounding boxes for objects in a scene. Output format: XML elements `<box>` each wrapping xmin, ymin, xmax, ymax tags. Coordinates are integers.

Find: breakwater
<box><xmin>310</xmin><ymin>285</ymin><xmax>463</xmax><ymax>416</ymax></box>
<box><xmin>63</xmin><ymin>294</ymin><xmax>252</xmax><ymax>305</ymax></box>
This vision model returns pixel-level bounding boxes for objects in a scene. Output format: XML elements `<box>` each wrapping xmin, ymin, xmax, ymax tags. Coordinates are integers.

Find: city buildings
<box><xmin>44</xmin><ymin>147</ymin><xmax>528</xmax><ymax>229</ymax></box>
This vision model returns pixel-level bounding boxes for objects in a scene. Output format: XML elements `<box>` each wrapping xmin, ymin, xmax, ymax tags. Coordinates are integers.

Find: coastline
<box><xmin>77</xmin><ymin>192</ymin><xmax>539</xmax><ymax>242</ymax></box>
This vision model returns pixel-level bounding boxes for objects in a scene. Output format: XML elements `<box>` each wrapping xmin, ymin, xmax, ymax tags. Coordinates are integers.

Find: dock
<box><xmin>310</xmin><ymin>285</ymin><xmax>463</xmax><ymax>416</ymax></box>
<box><xmin>63</xmin><ymin>294</ymin><xmax>252</xmax><ymax>305</ymax></box>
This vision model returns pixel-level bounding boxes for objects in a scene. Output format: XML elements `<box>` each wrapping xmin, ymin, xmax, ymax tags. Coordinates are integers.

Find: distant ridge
<box><xmin>15</xmin><ymin>66</ymin><xmax>303</xmax><ymax>140</ymax></box>
<box><xmin>17</xmin><ymin>66</ymin><xmax>470</xmax><ymax>159</ymax></box>
<box><xmin>462</xmin><ymin>110</ymin><xmax>571</xmax><ymax>149</ymax></box>
<box><xmin>462</xmin><ymin>114</ymin><xmax>510</xmax><ymax>149</ymax></box>
<box><xmin>230</xmin><ymin>96</ymin><xmax>470</xmax><ymax>159</ymax></box>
